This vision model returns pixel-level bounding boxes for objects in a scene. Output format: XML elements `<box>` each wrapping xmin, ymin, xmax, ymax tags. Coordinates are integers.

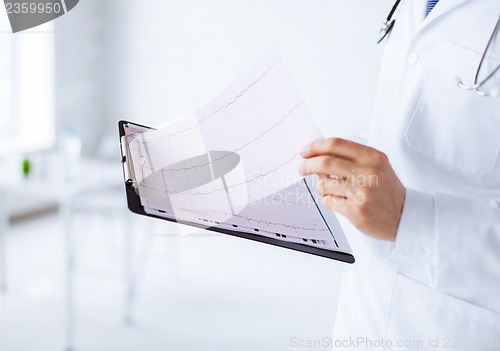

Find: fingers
<box><xmin>301</xmin><ymin>138</ymin><xmax>370</xmax><ymax>160</ymax></box>
<box><xmin>321</xmin><ymin>195</ymin><xmax>349</xmax><ymax>216</ymax></box>
<box><xmin>316</xmin><ymin>175</ymin><xmax>353</xmax><ymax>197</ymax></box>
<box><xmin>299</xmin><ymin>155</ymin><xmax>354</xmax><ymax>177</ymax></box>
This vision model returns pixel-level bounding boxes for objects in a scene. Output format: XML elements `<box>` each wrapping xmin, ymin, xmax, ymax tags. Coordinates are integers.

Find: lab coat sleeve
<box><xmin>390</xmin><ymin>188</ymin><xmax>500</xmax><ymax>290</ymax></box>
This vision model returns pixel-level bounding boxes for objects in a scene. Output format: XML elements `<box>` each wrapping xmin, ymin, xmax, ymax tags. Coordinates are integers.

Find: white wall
<box><xmin>55</xmin><ymin>0</ymin><xmax>393</xmax><ymax>154</ymax></box>
<box><xmin>122</xmin><ymin>0</ymin><xmax>393</xmax><ymax>139</ymax></box>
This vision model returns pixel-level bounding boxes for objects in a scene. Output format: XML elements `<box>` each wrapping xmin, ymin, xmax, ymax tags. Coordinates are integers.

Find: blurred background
<box><xmin>0</xmin><ymin>0</ymin><xmax>391</xmax><ymax>350</ymax></box>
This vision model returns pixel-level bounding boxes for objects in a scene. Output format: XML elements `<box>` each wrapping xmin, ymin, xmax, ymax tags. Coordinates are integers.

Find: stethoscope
<box><xmin>378</xmin><ymin>0</ymin><xmax>500</xmax><ymax>98</ymax></box>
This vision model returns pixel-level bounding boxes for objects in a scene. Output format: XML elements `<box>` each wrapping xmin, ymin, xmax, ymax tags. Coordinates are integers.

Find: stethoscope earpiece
<box><xmin>455</xmin><ymin>77</ymin><xmax>480</xmax><ymax>91</ymax></box>
<box><xmin>455</xmin><ymin>77</ymin><xmax>500</xmax><ymax>98</ymax></box>
<box><xmin>454</xmin><ymin>16</ymin><xmax>500</xmax><ymax>98</ymax></box>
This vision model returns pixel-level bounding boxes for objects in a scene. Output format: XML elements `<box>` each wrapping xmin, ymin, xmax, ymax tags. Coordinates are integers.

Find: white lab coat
<box><xmin>333</xmin><ymin>0</ymin><xmax>500</xmax><ymax>348</ymax></box>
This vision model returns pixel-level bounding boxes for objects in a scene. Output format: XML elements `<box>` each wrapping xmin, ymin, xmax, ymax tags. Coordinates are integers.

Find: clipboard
<box><xmin>119</xmin><ymin>120</ymin><xmax>355</xmax><ymax>263</ymax></box>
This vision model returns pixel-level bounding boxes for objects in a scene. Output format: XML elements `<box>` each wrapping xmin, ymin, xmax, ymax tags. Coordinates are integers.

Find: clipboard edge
<box><xmin>118</xmin><ymin>120</ymin><xmax>355</xmax><ymax>264</ymax></box>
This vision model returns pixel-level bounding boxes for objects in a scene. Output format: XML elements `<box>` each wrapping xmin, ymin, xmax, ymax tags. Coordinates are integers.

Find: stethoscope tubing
<box><xmin>378</xmin><ymin>0</ymin><xmax>500</xmax><ymax>98</ymax></box>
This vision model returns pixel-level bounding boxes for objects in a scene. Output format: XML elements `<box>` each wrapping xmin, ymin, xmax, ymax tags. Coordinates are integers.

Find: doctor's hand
<box><xmin>299</xmin><ymin>138</ymin><xmax>406</xmax><ymax>241</ymax></box>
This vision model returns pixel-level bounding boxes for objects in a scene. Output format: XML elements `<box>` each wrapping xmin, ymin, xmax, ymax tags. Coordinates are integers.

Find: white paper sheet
<box><xmin>125</xmin><ymin>50</ymin><xmax>351</xmax><ymax>253</ymax></box>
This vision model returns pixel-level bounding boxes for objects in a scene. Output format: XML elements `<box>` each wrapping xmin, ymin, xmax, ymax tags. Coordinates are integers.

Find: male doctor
<box><xmin>300</xmin><ymin>0</ymin><xmax>500</xmax><ymax>347</ymax></box>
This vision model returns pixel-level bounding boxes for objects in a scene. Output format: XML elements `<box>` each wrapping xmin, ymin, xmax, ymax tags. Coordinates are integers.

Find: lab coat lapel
<box><xmin>410</xmin><ymin>0</ymin><xmax>426</xmax><ymax>28</ymax></box>
<box><xmin>412</xmin><ymin>0</ymin><xmax>471</xmax><ymax>38</ymax></box>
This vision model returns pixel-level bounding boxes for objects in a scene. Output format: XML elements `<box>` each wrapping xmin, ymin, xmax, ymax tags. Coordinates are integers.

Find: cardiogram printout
<box><xmin>123</xmin><ymin>49</ymin><xmax>352</xmax><ymax>253</ymax></box>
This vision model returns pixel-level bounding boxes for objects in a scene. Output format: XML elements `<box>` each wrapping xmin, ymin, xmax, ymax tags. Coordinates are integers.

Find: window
<box><xmin>0</xmin><ymin>12</ymin><xmax>55</xmax><ymax>155</ymax></box>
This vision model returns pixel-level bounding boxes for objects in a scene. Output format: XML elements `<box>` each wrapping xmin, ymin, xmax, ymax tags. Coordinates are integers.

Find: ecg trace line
<box><xmin>196</xmin><ymin>57</ymin><xmax>282</xmax><ymax>125</ymax></box>
<box><xmin>131</xmin><ymin>101</ymin><xmax>304</xmax><ymax>175</ymax></box>
<box><xmin>137</xmin><ymin>154</ymin><xmax>300</xmax><ymax>196</ymax></box>
<box><xmin>206</xmin><ymin>210</ymin><xmax>329</xmax><ymax>232</ymax></box>
<box><xmin>154</xmin><ymin>101</ymin><xmax>305</xmax><ymax>173</ymax></box>
<box><xmin>144</xmin><ymin>56</ymin><xmax>283</xmax><ymax>142</ymax></box>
